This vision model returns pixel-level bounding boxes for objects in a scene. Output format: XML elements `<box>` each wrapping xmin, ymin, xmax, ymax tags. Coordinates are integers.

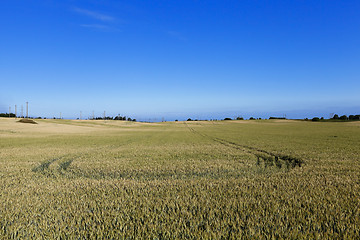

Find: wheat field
<box><xmin>0</xmin><ymin>118</ymin><xmax>359</xmax><ymax>239</ymax></box>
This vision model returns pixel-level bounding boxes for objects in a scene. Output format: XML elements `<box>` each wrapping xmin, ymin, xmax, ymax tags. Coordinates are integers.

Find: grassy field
<box><xmin>0</xmin><ymin>118</ymin><xmax>359</xmax><ymax>239</ymax></box>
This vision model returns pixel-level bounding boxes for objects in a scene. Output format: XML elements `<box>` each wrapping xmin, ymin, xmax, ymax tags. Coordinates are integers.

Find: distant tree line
<box><xmin>220</xmin><ymin>117</ymin><xmax>260</xmax><ymax>121</ymax></box>
<box><xmin>200</xmin><ymin>114</ymin><xmax>360</xmax><ymax>121</ymax></box>
<box><xmin>331</xmin><ymin>114</ymin><xmax>360</xmax><ymax>121</ymax></box>
<box><xmin>269</xmin><ymin>117</ymin><xmax>286</xmax><ymax>120</ymax></box>
<box><xmin>0</xmin><ymin>113</ymin><xmax>137</xmax><ymax>121</ymax></box>
<box><xmin>217</xmin><ymin>114</ymin><xmax>360</xmax><ymax>121</ymax></box>
<box><xmin>0</xmin><ymin>113</ymin><xmax>16</xmax><ymax>117</ymax></box>
<box><xmin>2</xmin><ymin>112</ymin><xmax>358</xmax><ymax>122</ymax></box>
<box><xmin>92</xmin><ymin>115</ymin><xmax>136</xmax><ymax>122</ymax></box>
<box><xmin>309</xmin><ymin>114</ymin><xmax>360</xmax><ymax>122</ymax></box>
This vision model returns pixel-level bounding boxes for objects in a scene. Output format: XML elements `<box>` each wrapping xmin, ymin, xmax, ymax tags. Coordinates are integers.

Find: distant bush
<box><xmin>236</xmin><ymin>117</ymin><xmax>244</xmax><ymax>120</ymax></box>
<box><xmin>249</xmin><ymin>117</ymin><xmax>255</xmax><ymax>120</ymax></box>
<box><xmin>224</xmin><ymin>118</ymin><xmax>232</xmax><ymax>121</ymax></box>
<box><xmin>187</xmin><ymin>118</ymin><xmax>192</xmax><ymax>121</ymax></box>
<box><xmin>339</xmin><ymin>115</ymin><xmax>348</xmax><ymax>120</ymax></box>
<box><xmin>114</xmin><ymin>115</ymin><xmax>126</xmax><ymax>121</ymax></box>
<box><xmin>330</xmin><ymin>114</ymin><xmax>360</xmax><ymax>121</ymax></box>
<box><xmin>332</xmin><ymin>114</ymin><xmax>339</xmax><ymax>120</ymax></box>
<box><xmin>269</xmin><ymin>117</ymin><xmax>286</xmax><ymax>120</ymax></box>
<box><xmin>312</xmin><ymin>117</ymin><xmax>320</xmax><ymax>122</ymax></box>
<box><xmin>349</xmin><ymin>115</ymin><xmax>360</xmax><ymax>120</ymax></box>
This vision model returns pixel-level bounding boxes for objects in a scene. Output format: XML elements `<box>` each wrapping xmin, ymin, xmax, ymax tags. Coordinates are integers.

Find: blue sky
<box><xmin>1</xmin><ymin>0</ymin><xmax>359</xmax><ymax>120</ymax></box>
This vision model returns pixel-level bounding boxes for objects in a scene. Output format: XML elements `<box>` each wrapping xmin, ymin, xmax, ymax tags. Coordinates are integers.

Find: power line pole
<box><xmin>21</xmin><ymin>105</ymin><xmax>23</xmax><ymax>118</ymax></box>
<box><xmin>60</xmin><ymin>112</ymin><xmax>62</xmax><ymax>119</ymax></box>
<box><xmin>9</xmin><ymin>106</ymin><xmax>11</xmax><ymax>118</ymax></box>
<box><xmin>26</xmin><ymin>102</ymin><xmax>28</xmax><ymax>118</ymax></box>
<box><xmin>103</xmin><ymin>111</ymin><xmax>106</xmax><ymax>120</ymax></box>
<box><xmin>15</xmin><ymin>105</ymin><xmax>17</xmax><ymax>118</ymax></box>
<box><xmin>80</xmin><ymin>111</ymin><xmax>82</xmax><ymax>120</ymax></box>
<box><xmin>92</xmin><ymin>111</ymin><xmax>94</xmax><ymax>120</ymax></box>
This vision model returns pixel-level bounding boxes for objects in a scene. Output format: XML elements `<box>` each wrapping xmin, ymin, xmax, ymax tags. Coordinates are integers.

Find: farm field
<box><xmin>0</xmin><ymin>118</ymin><xmax>359</xmax><ymax>239</ymax></box>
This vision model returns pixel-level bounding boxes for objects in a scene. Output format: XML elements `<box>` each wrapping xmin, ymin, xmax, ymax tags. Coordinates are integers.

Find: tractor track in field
<box><xmin>32</xmin><ymin>154</ymin><xmax>81</xmax><ymax>174</ymax></box>
<box><xmin>185</xmin><ymin>122</ymin><xmax>303</xmax><ymax>169</ymax></box>
<box><xmin>32</xmin><ymin>140</ymin><xmax>134</xmax><ymax>176</ymax></box>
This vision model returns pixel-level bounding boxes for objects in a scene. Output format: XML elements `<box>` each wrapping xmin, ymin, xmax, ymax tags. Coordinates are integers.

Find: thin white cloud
<box><xmin>80</xmin><ymin>24</ymin><xmax>111</xmax><ymax>30</ymax></box>
<box><xmin>79</xmin><ymin>24</ymin><xmax>120</xmax><ymax>32</ymax></box>
<box><xmin>73</xmin><ymin>7</ymin><xmax>115</xmax><ymax>22</ymax></box>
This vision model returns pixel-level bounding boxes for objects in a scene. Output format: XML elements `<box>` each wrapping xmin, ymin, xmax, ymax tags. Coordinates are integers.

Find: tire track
<box><xmin>184</xmin><ymin>122</ymin><xmax>303</xmax><ymax>169</ymax></box>
<box><xmin>32</xmin><ymin>140</ymin><xmax>135</xmax><ymax>176</ymax></box>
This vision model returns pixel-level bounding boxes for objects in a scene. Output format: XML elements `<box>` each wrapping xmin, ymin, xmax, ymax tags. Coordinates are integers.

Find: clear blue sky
<box><xmin>1</xmin><ymin>0</ymin><xmax>359</xmax><ymax>120</ymax></box>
